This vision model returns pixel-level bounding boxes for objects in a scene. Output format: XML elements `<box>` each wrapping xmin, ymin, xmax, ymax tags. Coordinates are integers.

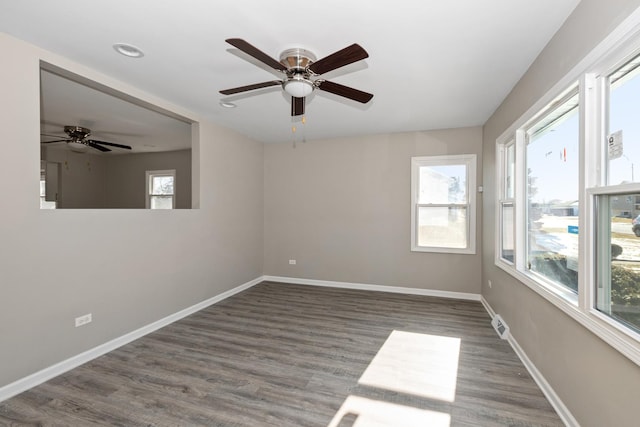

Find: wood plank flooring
<box><xmin>0</xmin><ymin>282</ymin><xmax>563</xmax><ymax>426</ymax></box>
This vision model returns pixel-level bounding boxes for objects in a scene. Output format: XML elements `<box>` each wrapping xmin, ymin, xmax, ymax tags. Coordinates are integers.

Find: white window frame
<box><xmin>494</xmin><ymin>8</ymin><xmax>640</xmax><ymax>367</ymax></box>
<box><xmin>39</xmin><ymin>161</ymin><xmax>57</xmax><ymax>209</ymax></box>
<box><xmin>498</xmin><ymin>140</ymin><xmax>516</xmax><ymax>265</ymax></box>
<box><xmin>411</xmin><ymin>154</ymin><xmax>477</xmax><ymax>254</ymax></box>
<box><xmin>146</xmin><ymin>169</ymin><xmax>176</xmax><ymax>209</ymax></box>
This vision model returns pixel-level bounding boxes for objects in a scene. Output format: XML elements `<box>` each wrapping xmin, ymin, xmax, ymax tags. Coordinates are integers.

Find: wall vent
<box><xmin>491</xmin><ymin>314</ymin><xmax>510</xmax><ymax>340</ymax></box>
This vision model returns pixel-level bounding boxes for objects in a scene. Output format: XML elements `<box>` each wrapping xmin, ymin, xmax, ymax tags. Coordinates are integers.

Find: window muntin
<box><xmin>411</xmin><ymin>155</ymin><xmax>476</xmax><ymax>254</ymax></box>
<box><xmin>525</xmin><ymin>91</ymin><xmax>580</xmax><ymax>294</ymax></box>
<box><xmin>146</xmin><ymin>170</ymin><xmax>175</xmax><ymax>209</ymax></box>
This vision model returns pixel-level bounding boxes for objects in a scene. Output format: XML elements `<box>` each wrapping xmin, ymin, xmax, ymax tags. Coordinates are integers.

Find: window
<box><xmin>39</xmin><ymin>179</ymin><xmax>56</xmax><ymax>209</ymax></box>
<box><xmin>595</xmin><ymin>192</ymin><xmax>640</xmax><ymax>334</ymax></box>
<box><xmin>496</xmin><ymin>87</ymin><xmax>580</xmax><ymax>299</ymax></box>
<box><xmin>411</xmin><ymin>154</ymin><xmax>476</xmax><ymax>254</ymax></box>
<box><xmin>525</xmin><ymin>89</ymin><xmax>580</xmax><ymax>295</ymax></box>
<box><xmin>146</xmin><ymin>170</ymin><xmax>175</xmax><ymax>209</ymax></box>
<box><xmin>40</xmin><ymin>161</ymin><xmax>57</xmax><ymax>209</ymax></box>
<box><xmin>607</xmin><ymin>54</ymin><xmax>640</xmax><ymax>186</ymax></box>
<box><xmin>495</xmin><ymin>27</ymin><xmax>640</xmax><ymax>365</ymax></box>
<box><xmin>499</xmin><ymin>142</ymin><xmax>515</xmax><ymax>263</ymax></box>
<box><xmin>593</xmin><ymin>53</ymin><xmax>640</xmax><ymax>334</ymax></box>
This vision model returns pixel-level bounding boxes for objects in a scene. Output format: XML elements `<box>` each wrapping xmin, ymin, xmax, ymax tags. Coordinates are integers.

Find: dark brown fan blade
<box><xmin>88</xmin><ymin>139</ymin><xmax>132</xmax><ymax>150</ymax></box>
<box><xmin>308</xmin><ymin>44</ymin><xmax>369</xmax><ymax>75</ymax></box>
<box><xmin>225</xmin><ymin>38</ymin><xmax>287</xmax><ymax>71</ymax></box>
<box><xmin>291</xmin><ymin>97</ymin><xmax>305</xmax><ymax>116</ymax></box>
<box><xmin>219</xmin><ymin>80</ymin><xmax>282</xmax><ymax>95</ymax></box>
<box><xmin>87</xmin><ymin>141</ymin><xmax>111</xmax><ymax>152</ymax></box>
<box><xmin>41</xmin><ymin>139</ymin><xmax>69</xmax><ymax>144</ymax></box>
<box><xmin>316</xmin><ymin>80</ymin><xmax>373</xmax><ymax>103</ymax></box>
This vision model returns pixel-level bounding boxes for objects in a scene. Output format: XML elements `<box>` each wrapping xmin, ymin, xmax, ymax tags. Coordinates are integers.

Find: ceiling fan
<box><xmin>41</xmin><ymin>126</ymin><xmax>133</xmax><ymax>153</ymax></box>
<box><xmin>220</xmin><ymin>38</ymin><xmax>373</xmax><ymax>116</ymax></box>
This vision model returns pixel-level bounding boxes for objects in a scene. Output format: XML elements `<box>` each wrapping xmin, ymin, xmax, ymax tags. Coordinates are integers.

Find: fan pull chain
<box><xmin>291</xmin><ymin>125</ymin><xmax>297</xmax><ymax>148</ymax></box>
<box><xmin>301</xmin><ymin>116</ymin><xmax>307</xmax><ymax>143</ymax></box>
<box><xmin>291</xmin><ymin>116</ymin><xmax>308</xmax><ymax>148</ymax></box>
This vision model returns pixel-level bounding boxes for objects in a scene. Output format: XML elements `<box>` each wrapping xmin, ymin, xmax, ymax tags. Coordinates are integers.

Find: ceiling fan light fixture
<box><xmin>284</xmin><ymin>78</ymin><xmax>314</xmax><ymax>98</ymax></box>
<box><xmin>113</xmin><ymin>43</ymin><xmax>144</xmax><ymax>58</ymax></box>
<box><xmin>219</xmin><ymin>39</ymin><xmax>373</xmax><ymax>117</ymax></box>
<box><xmin>68</xmin><ymin>141</ymin><xmax>89</xmax><ymax>153</ymax></box>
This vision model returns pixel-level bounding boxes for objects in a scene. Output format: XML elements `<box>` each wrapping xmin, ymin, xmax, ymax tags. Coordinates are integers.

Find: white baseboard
<box><xmin>480</xmin><ymin>297</ymin><xmax>578</xmax><ymax>427</ymax></box>
<box><xmin>263</xmin><ymin>275</ymin><xmax>481</xmax><ymax>301</ymax></box>
<box><xmin>0</xmin><ymin>276</ymin><xmax>263</xmax><ymax>403</ymax></box>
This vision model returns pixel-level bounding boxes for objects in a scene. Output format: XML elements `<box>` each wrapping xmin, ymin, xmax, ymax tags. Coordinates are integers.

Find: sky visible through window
<box><xmin>527</xmin><ymin>68</ymin><xmax>640</xmax><ymax>202</ymax></box>
<box><xmin>527</xmin><ymin>109</ymin><xmax>579</xmax><ymax>203</ymax></box>
<box><xmin>610</xmin><ymin>70</ymin><xmax>640</xmax><ymax>185</ymax></box>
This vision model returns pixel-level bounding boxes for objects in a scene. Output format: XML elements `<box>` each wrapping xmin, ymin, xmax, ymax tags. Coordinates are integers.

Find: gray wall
<box><xmin>106</xmin><ymin>149</ymin><xmax>192</xmax><ymax>209</ymax></box>
<box><xmin>482</xmin><ymin>1</ymin><xmax>640</xmax><ymax>426</ymax></box>
<box><xmin>45</xmin><ymin>147</ymin><xmax>108</xmax><ymax>208</ymax></box>
<box><xmin>264</xmin><ymin>128</ymin><xmax>483</xmax><ymax>294</ymax></box>
<box><xmin>0</xmin><ymin>34</ymin><xmax>264</xmax><ymax>387</ymax></box>
<box><xmin>42</xmin><ymin>148</ymin><xmax>192</xmax><ymax>209</ymax></box>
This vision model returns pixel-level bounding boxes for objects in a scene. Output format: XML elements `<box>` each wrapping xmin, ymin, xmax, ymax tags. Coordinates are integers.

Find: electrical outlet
<box><xmin>289</xmin><ymin>259</ymin><xmax>297</xmax><ymax>265</ymax></box>
<box><xmin>75</xmin><ymin>313</ymin><xmax>92</xmax><ymax>327</ymax></box>
<box><xmin>488</xmin><ymin>280</ymin><xmax>492</xmax><ymax>289</ymax></box>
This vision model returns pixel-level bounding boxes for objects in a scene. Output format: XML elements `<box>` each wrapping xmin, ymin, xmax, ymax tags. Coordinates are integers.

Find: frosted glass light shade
<box><xmin>68</xmin><ymin>142</ymin><xmax>88</xmax><ymax>153</ymax></box>
<box><xmin>284</xmin><ymin>79</ymin><xmax>313</xmax><ymax>97</ymax></box>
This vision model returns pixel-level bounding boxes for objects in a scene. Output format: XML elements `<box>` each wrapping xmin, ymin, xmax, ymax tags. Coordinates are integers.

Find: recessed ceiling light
<box><xmin>113</xmin><ymin>43</ymin><xmax>144</xmax><ymax>58</ymax></box>
<box><xmin>220</xmin><ymin>101</ymin><xmax>237</xmax><ymax>108</ymax></box>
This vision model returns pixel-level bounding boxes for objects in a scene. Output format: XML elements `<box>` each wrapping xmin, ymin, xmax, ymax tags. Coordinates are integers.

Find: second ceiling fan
<box><xmin>41</xmin><ymin>126</ymin><xmax>132</xmax><ymax>153</ymax></box>
<box><xmin>220</xmin><ymin>38</ymin><xmax>373</xmax><ymax>116</ymax></box>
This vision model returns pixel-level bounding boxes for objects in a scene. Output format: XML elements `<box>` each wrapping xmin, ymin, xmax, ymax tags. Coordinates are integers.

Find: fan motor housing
<box><xmin>279</xmin><ymin>48</ymin><xmax>316</xmax><ymax>74</ymax></box>
<box><xmin>64</xmin><ymin>125</ymin><xmax>91</xmax><ymax>140</ymax></box>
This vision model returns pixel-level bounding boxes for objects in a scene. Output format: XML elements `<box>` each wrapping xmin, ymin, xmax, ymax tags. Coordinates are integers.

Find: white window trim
<box><xmin>146</xmin><ymin>169</ymin><xmax>176</xmax><ymax>209</ymax></box>
<box><xmin>411</xmin><ymin>154</ymin><xmax>477</xmax><ymax>254</ymax></box>
<box><xmin>493</xmin><ymin>7</ymin><xmax>640</xmax><ymax>367</ymax></box>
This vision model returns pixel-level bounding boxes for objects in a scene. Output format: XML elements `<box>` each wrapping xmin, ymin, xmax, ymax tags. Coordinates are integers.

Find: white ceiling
<box><xmin>40</xmin><ymin>69</ymin><xmax>192</xmax><ymax>153</ymax></box>
<box><xmin>0</xmin><ymin>0</ymin><xmax>581</xmax><ymax>145</ymax></box>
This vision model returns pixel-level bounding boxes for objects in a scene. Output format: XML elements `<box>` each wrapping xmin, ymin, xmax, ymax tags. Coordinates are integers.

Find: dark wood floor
<box><xmin>0</xmin><ymin>282</ymin><xmax>563</xmax><ymax>426</ymax></box>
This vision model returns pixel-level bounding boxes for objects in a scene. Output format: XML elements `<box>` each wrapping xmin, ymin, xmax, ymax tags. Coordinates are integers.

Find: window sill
<box><xmin>412</xmin><ymin>246</ymin><xmax>476</xmax><ymax>255</ymax></box>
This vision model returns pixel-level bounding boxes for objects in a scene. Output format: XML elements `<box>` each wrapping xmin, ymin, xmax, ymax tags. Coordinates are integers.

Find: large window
<box><xmin>594</xmin><ymin>53</ymin><xmax>640</xmax><ymax>334</ymax></box>
<box><xmin>411</xmin><ymin>154</ymin><xmax>476</xmax><ymax>254</ymax></box>
<box><xmin>526</xmin><ymin>89</ymin><xmax>580</xmax><ymax>295</ymax></box>
<box><xmin>146</xmin><ymin>170</ymin><xmax>175</xmax><ymax>209</ymax></box>
<box><xmin>495</xmin><ymin>35</ymin><xmax>640</xmax><ymax>365</ymax></box>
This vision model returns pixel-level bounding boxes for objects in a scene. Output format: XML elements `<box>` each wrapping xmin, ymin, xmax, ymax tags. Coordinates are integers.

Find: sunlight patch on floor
<box><xmin>358</xmin><ymin>330</ymin><xmax>461</xmax><ymax>402</ymax></box>
<box><xmin>326</xmin><ymin>395</ymin><xmax>451</xmax><ymax>427</ymax></box>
